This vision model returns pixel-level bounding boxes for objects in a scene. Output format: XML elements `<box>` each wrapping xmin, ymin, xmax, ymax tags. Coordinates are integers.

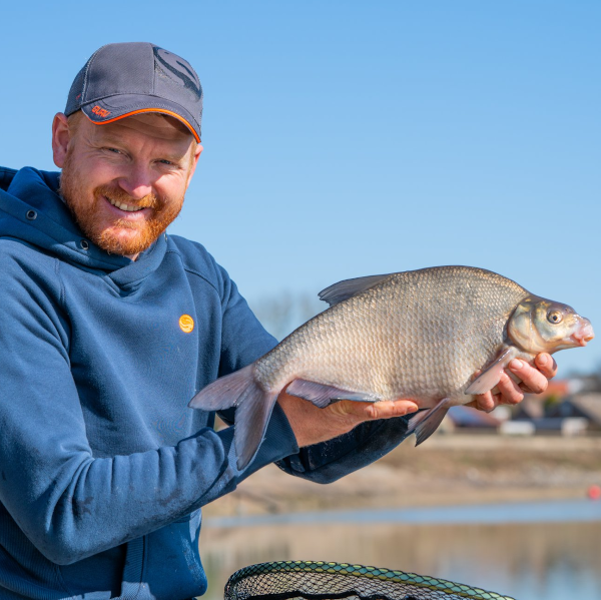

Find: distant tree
<box><xmin>250</xmin><ymin>291</ymin><xmax>325</xmax><ymax>341</ymax></box>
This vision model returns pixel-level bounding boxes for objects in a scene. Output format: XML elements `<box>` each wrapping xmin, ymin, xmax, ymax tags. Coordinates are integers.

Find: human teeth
<box><xmin>107</xmin><ymin>197</ymin><xmax>144</xmax><ymax>212</ymax></box>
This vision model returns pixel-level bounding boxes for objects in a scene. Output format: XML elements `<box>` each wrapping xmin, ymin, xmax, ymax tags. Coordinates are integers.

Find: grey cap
<box><xmin>65</xmin><ymin>42</ymin><xmax>203</xmax><ymax>142</ymax></box>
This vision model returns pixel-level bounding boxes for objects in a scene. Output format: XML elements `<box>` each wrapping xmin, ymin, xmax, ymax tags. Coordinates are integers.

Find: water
<box><xmin>200</xmin><ymin>500</ymin><xmax>601</xmax><ymax>600</ymax></box>
<box><xmin>206</xmin><ymin>498</ymin><xmax>601</xmax><ymax>527</ymax></box>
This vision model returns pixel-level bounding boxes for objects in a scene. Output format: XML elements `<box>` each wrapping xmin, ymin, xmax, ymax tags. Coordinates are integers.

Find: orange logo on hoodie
<box><xmin>179</xmin><ymin>314</ymin><xmax>195</xmax><ymax>333</ymax></box>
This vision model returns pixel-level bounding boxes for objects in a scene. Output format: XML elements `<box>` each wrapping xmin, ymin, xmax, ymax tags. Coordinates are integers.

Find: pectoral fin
<box><xmin>285</xmin><ymin>379</ymin><xmax>381</xmax><ymax>408</ymax></box>
<box><xmin>465</xmin><ymin>346</ymin><xmax>518</xmax><ymax>395</ymax></box>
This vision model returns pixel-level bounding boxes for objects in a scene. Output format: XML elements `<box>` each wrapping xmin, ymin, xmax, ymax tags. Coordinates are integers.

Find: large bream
<box><xmin>190</xmin><ymin>266</ymin><xmax>594</xmax><ymax>469</ymax></box>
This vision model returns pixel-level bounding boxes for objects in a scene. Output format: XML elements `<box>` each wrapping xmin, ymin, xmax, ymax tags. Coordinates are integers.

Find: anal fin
<box><xmin>407</xmin><ymin>399</ymin><xmax>453</xmax><ymax>445</ymax></box>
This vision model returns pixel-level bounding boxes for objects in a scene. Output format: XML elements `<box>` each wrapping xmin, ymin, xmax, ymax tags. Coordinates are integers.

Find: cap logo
<box><xmin>91</xmin><ymin>105</ymin><xmax>111</xmax><ymax>118</ymax></box>
<box><xmin>153</xmin><ymin>47</ymin><xmax>202</xmax><ymax>100</ymax></box>
<box><xmin>179</xmin><ymin>314</ymin><xmax>195</xmax><ymax>333</ymax></box>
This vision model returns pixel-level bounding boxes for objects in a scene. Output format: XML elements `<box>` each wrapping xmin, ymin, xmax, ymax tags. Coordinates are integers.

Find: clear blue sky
<box><xmin>1</xmin><ymin>1</ymin><xmax>599</xmax><ymax>376</ymax></box>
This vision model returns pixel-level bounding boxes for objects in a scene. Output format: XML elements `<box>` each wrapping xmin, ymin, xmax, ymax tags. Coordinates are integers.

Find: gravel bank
<box><xmin>204</xmin><ymin>434</ymin><xmax>601</xmax><ymax>517</ymax></box>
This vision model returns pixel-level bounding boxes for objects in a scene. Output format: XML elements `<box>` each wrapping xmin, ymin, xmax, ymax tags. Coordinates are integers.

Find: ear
<box><xmin>52</xmin><ymin>113</ymin><xmax>72</xmax><ymax>168</ymax></box>
<box><xmin>185</xmin><ymin>143</ymin><xmax>203</xmax><ymax>188</ymax></box>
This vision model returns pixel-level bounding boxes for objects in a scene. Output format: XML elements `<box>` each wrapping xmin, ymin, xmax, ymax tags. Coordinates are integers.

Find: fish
<box><xmin>189</xmin><ymin>266</ymin><xmax>594</xmax><ymax>469</ymax></box>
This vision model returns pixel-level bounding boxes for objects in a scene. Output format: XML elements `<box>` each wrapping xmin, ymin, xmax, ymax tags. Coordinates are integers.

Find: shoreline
<box><xmin>203</xmin><ymin>433</ymin><xmax>601</xmax><ymax>518</ymax></box>
<box><xmin>203</xmin><ymin>497</ymin><xmax>601</xmax><ymax>529</ymax></box>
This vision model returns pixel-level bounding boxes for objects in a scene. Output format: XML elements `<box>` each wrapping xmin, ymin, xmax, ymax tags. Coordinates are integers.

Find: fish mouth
<box><xmin>571</xmin><ymin>319</ymin><xmax>595</xmax><ymax>347</ymax></box>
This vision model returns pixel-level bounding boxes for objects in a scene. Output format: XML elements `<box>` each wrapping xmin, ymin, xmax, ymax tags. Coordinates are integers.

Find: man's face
<box><xmin>53</xmin><ymin>112</ymin><xmax>202</xmax><ymax>259</ymax></box>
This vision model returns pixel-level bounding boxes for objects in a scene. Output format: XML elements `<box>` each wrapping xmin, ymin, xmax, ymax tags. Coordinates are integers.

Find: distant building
<box><xmin>509</xmin><ymin>381</ymin><xmax>598</xmax><ymax>436</ymax></box>
<box><xmin>446</xmin><ymin>406</ymin><xmax>501</xmax><ymax>431</ymax></box>
<box><xmin>513</xmin><ymin>397</ymin><xmax>546</xmax><ymax>421</ymax></box>
<box><xmin>547</xmin><ymin>393</ymin><xmax>601</xmax><ymax>432</ymax></box>
<box><xmin>441</xmin><ymin>380</ymin><xmax>600</xmax><ymax>437</ymax></box>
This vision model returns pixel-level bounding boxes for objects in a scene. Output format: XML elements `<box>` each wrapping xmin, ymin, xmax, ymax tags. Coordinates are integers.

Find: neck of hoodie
<box><xmin>0</xmin><ymin>166</ymin><xmax>168</xmax><ymax>285</ymax></box>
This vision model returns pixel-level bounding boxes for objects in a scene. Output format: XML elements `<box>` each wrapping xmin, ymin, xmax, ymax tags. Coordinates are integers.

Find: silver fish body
<box><xmin>257</xmin><ymin>267</ymin><xmax>528</xmax><ymax>404</ymax></box>
<box><xmin>190</xmin><ymin>266</ymin><xmax>594</xmax><ymax>469</ymax></box>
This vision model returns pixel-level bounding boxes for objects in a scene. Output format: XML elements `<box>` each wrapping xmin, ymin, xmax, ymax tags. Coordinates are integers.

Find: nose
<box><xmin>117</xmin><ymin>164</ymin><xmax>155</xmax><ymax>199</ymax></box>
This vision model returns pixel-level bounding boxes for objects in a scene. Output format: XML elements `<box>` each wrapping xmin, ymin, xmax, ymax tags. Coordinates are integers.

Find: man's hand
<box><xmin>468</xmin><ymin>352</ymin><xmax>558</xmax><ymax>412</ymax></box>
<box><xmin>278</xmin><ymin>393</ymin><xmax>418</xmax><ymax>449</ymax></box>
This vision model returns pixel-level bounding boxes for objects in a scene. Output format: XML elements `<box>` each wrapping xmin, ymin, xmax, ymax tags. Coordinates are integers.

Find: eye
<box><xmin>547</xmin><ymin>310</ymin><xmax>563</xmax><ymax>324</ymax></box>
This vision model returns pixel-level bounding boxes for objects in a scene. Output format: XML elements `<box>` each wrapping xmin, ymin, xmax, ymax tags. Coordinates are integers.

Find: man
<box><xmin>0</xmin><ymin>42</ymin><xmax>555</xmax><ymax>599</ymax></box>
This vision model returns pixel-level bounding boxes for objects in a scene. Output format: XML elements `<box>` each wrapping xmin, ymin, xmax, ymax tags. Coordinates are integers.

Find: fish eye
<box><xmin>547</xmin><ymin>310</ymin><xmax>563</xmax><ymax>324</ymax></box>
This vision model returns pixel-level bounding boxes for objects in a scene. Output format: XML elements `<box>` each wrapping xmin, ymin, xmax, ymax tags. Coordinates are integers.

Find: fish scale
<box><xmin>190</xmin><ymin>265</ymin><xmax>594</xmax><ymax>469</ymax></box>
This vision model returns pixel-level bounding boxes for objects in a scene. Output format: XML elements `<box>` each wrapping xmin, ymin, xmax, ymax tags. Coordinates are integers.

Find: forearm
<box><xmin>276</xmin><ymin>414</ymin><xmax>412</xmax><ymax>483</ymax></box>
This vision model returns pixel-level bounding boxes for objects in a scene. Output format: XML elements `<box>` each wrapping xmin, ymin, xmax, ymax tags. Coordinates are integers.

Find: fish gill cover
<box><xmin>223</xmin><ymin>560</ymin><xmax>515</xmax><ymax>600</ymax></box>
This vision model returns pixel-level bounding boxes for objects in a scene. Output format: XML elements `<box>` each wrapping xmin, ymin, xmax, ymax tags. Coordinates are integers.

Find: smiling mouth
<box><xmin>106</xmin><ymin>196</ymin><xmax>147</xmax><ymax>213</ymax></box>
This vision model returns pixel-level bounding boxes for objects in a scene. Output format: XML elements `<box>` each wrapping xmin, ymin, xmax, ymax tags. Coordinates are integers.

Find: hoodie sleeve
<box><xmin>0</xmin><ymin>247</ymin><xmax>298</xmax><ymax>566</ymax></box>
<box><xmin>275</xmin><ymin>416</ymin><xmax>412</xmax><ymax>483</ymax></box>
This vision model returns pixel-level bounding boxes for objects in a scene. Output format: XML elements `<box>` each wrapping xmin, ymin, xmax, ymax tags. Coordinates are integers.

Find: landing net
<box><xmin>224</xmin><ymin>560</ymin><xmax>515</xmax><ymax>600</ymax></box>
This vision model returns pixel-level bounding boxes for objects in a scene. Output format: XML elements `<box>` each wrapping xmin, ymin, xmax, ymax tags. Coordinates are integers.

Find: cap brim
<box><xmin>81</xmin><ymin>95</ymin><xmax>201</xmax><ymax>142</ymax></box>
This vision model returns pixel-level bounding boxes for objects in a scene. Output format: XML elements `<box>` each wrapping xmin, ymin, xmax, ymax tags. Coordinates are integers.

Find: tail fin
<box><xmin>189</xmin><ymin>365</ymin><xmax>278</xmax><ymax>470</ymax></box>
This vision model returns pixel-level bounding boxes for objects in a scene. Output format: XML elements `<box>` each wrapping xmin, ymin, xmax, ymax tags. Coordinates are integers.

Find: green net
<box><xmin>223</xmin><ymin>560</ymin><xmax>515</xmax><ymax>600</ymax></box>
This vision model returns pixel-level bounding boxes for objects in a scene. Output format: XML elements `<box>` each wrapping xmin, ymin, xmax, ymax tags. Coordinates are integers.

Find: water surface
<box><xmin>200</xmin><ymin>500</ymin><xmax>601</xmax><ymax>600</ymax></box>
<box><xmin>207</xmin><ymin>498</ymin><xmax>601</xmax><ymax>528</ymax></box>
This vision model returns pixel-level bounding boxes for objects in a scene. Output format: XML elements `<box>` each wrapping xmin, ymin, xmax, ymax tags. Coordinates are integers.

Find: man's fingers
<box><xmin>496</xmin><ymin>369</ymin><xmax>525</xmax><ymax>405</ymax></box>
<box><xmin>508</xmin><ymin>358</ymin><xmax>549</xmax><ymax>395</ymax></box>
<box><xmin>534</xmin><ymin>353</ymin><xmax>558</xmax><ymax>379</ymax></box>
<box><xmin>468</xmin><ymin>391</ymin><xmax>497</xmax><ymax>413</ymax></box>
<box><xmin>331</xmin><ymin>399</ymin><xmax>419</xmax><ymax>420</ymax></box>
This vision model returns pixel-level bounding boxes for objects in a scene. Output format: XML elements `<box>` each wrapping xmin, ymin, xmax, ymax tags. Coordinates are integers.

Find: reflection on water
<box><xmin>200</xmin><ymin>504</ymin><xmax>601</xmax><ymax>600</ymax></box>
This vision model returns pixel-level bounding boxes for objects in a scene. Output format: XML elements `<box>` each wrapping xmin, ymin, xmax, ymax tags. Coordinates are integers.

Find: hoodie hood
<box><xmin>0</xmin><ymin>166</ymin><xmax>167</xmax><ymax>280</ymax></box>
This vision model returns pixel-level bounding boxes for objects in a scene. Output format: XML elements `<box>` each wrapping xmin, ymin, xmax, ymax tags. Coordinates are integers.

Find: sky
<box><xmin>1</xmin><ymin>1</ymin><xmax>599</xmax><ymax>376</ymax></box>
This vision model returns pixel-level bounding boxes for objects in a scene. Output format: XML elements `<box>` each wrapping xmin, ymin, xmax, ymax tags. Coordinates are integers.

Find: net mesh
<box><xmin>223</xmin><ymin>561</ymin><xmax>515</xmax><ymax>600</ymax></box>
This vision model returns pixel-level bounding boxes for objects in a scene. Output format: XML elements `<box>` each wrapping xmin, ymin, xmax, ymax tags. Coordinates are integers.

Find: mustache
<box><xmin>94</xmin><ymin>185</ymin><xmax>161</xmax><ymax>209</ymax></box>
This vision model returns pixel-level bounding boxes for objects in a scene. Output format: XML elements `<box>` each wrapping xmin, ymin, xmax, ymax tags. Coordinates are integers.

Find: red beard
<box><xmin>59</xmin><ymin>153</ymin><xmax>184</xmax><ymax>257</ymax></box>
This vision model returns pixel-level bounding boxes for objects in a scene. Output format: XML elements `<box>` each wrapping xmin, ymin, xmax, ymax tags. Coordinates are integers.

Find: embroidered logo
<box><xmin>153</xmin><ymin>47</ymin><xmax>202</xmax><ymax>101</ymax></box>
<box><xmin>91</xmin><ymin>105</ymin><xmax>111</xmax><ymax>118</ymax></box>
<box><xmin>179</xmin><ymin>314</ymin><xmax>195</xmax><ymax>333</ymax></box>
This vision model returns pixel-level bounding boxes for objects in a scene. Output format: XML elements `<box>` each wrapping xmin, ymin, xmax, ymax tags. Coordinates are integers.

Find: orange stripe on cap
<box><xmin>88</xmin><ymin>108</ymin><xmax>200</xmax><ymax>142</ymax></box>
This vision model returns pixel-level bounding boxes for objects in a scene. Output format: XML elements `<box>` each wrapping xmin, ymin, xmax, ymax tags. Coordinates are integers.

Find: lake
<box><xmin>200</xmin><ymin>499</ymin><xmax>601</xmax><ymax>600</ymax></box>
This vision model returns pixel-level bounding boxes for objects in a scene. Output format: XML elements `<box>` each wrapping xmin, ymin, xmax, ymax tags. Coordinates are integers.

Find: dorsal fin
<box><xmin>318</xmin><ymin>273</ymin><xmax>393</xmax><ymax>306</ymax></box>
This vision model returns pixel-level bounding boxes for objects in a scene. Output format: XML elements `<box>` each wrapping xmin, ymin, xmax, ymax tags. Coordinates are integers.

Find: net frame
<box><xmin>224</xmin><ymin>560</ymin><xmax>516</xmax><ymax>600</ymax></box>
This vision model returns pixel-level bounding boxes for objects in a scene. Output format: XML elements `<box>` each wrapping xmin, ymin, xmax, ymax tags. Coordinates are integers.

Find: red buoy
<box><xmin>587</xmin><ymin>485</ymin><xmax>601</xmax><ymax>500</ymax></box>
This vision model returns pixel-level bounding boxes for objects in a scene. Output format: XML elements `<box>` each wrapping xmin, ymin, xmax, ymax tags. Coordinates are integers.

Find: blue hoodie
<box><xmin>0</xmin><ymin>166</ymin><xmax>411</xmax><ymax>599</ymax></box>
